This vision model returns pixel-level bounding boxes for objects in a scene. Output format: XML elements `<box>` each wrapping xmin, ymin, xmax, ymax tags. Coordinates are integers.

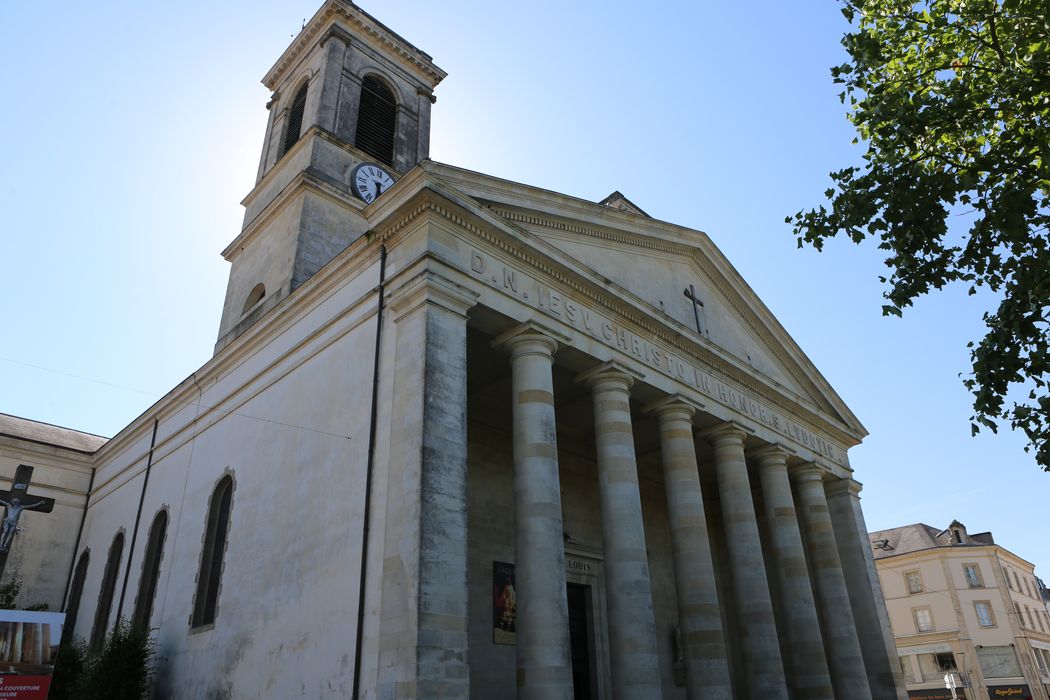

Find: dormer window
<box><xmin>355</xmin><ymin>75</ymin><xmax>397</xmax><ymax>166</ymax></box>
<box><xmin>281</xmin><ymin>81</ymin><xmax>309</xmax><ymax>157</ymax></box>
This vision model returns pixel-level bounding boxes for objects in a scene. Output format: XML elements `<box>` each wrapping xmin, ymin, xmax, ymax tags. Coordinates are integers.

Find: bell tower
<box><xmin>215</xmin><ymin>0</ymin><xmax>445</xmax><ymax>351</ymax></box>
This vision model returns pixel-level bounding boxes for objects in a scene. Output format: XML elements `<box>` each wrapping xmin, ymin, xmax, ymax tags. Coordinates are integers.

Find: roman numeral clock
<box><xmin>351</xmin><ymin>162</ymin><xmax>396</xmax><ymax>204</ymax></box>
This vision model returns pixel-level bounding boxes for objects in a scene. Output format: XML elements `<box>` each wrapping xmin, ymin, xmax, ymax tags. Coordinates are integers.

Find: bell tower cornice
<box><xmin>263</xmin><ymin>0</ymin><xmax>446</xmax><ymax>92</ymax></box>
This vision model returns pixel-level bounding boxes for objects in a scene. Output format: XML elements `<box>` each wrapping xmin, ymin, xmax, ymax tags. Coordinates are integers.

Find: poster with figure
<box><xmin>0</xmin><ymin>609</ymin><xmax>65</xmax><ymax>699</ymax></box>
<box><xmin>493</xmin><ymin>561</ymin><xmax>516</xmax><ymax>645</ymax></box>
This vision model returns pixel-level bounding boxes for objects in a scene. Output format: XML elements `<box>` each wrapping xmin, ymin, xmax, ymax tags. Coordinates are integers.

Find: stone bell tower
<box><xmin>214</xmin><ymin>0</ymin><xmax>445</xmax><ymax>351</ymax></box>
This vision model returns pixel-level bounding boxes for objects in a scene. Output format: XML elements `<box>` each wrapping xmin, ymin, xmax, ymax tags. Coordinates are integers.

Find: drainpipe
<box><xmin>352</xmin><ymin>242</ymin><xmax>386</xmax><ymax>699</ymax></box>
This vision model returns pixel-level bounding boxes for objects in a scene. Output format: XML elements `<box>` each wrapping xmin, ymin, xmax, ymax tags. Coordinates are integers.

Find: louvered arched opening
<box><xmin>192</xmin><ymin>475</ymin><xmax>234</xmax><ymax>628</ymax></box>
<box><xmin>355</xmin><ymin>75</ymin><xmax>397</xmax><ymax>166</ymax></box>
<box><xmin>63</xmin><ymin>550</ymin><xmax>90</xmax><ymax>642</ymax></box>
<box><xmin>90</xmin><ymin>532</ymin><xmax>124</xmax><ymax>652</ymax></box>
<box><xmin>280</xmin><ymin>81</ymin><xmax>309</xmax><ymax>157</ymax></box>
<box><xmin>132</xmin><ymin>509</ymin><xmax>168</xmax><ymax>633</ymax></box>
<box><xmin>242</xmin><ymin>283</ymin><xmax>266</xmax><ymax>315</ymax></box>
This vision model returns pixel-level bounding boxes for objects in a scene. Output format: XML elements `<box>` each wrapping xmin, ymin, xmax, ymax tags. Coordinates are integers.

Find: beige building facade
<box><xmin>2</xmin><ymin>2</ymin><xmax>909</xmax><ymax>697</ymax></box>
<box><xmin>871</xmin><ymin>521</ymin><xmax>1050</xmax><ymax>700</ymax></box>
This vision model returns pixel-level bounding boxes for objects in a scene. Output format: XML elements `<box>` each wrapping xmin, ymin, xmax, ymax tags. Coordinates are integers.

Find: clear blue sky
<box><xmin>2</xmin><ymin>2</ymin><xmax>1045</xmax><ymax>569</ymax></box>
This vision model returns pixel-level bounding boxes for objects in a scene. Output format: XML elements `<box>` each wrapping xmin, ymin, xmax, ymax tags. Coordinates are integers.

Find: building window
<box><xmin>63</xmin><ymin>550</ymin><xmax>90</xmax><ymax>642</ymax></box>
<box><xmin>90</xmin><ymin>532</ymin><xmax>124</xmax><ymax>652</ymax></box>
<box><xmin>1014</xmin><ymin>570</ymin><xmax>1023</xmax><ymax>592</ymax></box>
<box><xmin>975</xmin><ymin>601</ymin><xmax>996</xmax><ymax>627</ymax></box>
<box><xmin>977</xmin><ymin>645</ymin><xmax>1022</xmax><ymax>678</ymax></box>
<box><xmin>192</xmin><ymin>475</ymin><xmax>233</xmax><ymax>628</ymax></box>
<box><xmin>905</xmin><ymin>570</ymin><xmax>924</xmax><ymax>594</ymax></box>
<box><xmin>132</xmin><ymin>510</ymin><xmax>168</xmax><ymax>633</ymax></box>
<box><xmin>1008</xmin><ymin>570</ymin><xmax>1015</xmax><ymax>590</ymax></box>
<box><xmin>1026</xmin><ymin>578</ymin><xmax>1035</xmax><ymax>598</ymax></box>
<box><xmin>963</xmin><ymin>563</ymin><xmax>984</xmax><ymax>588</ymax></box>
<box><xmin>242</xmin><ymin>283</ymin><xmax>266</xmax><ymax>315</ymax></box>
<box><xmin>898</xmin><ymin>655</ymin><xmax>916</xmax><ymax>683</ymax></box>
<box><xmin>280</xmin><ymin>81</ymin><xmax>309</xmax><ymax>157</ymax></box>
<box><xmin>918</xmin><ymin>652</ymin><xmax>957</xmax><ymax>681</ymax></box>
<box><xmin>1027</xmin><ymin>605</ymin><xmax>1037</xmax><ymax>629</ymax></box>
<box><xmin>1040</xmin><ymin>613</ymin><xmax>1047</xmax><ymax>633</ymax></box>
<box><xmin>913</xmin><ymin>606</ymin><xmax>935</xmax><ymax>633</ymax></box>
<box><xmin>1037</xmin><ymin>648</ymin><xmax>1050</xmax><ymax>676</ymax></box>
<box><xmin>1016</xmin><ymin>602</ymin><xmax>1024</xmax><ymax>627</ymax></box>
<box><xmin>354</xmin><ymin>75</ymin><xmax>397</xmax><ymax>166</ymax></box>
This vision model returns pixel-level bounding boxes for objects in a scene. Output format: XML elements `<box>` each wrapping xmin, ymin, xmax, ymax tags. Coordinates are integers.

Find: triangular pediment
<box><xmin>407</xmin><ymin>162</ymin><xmax>866</xmax><ymax>440</ymax></box>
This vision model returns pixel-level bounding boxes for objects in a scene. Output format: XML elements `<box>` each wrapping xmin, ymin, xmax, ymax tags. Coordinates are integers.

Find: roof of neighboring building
<box><xmin>0</xmin><ymin>413</ymin><xmax>107</xmax><ymax>453</ymax></box>
<box><xmin>869</xmin><ymin>521</ymin><xmax>997</xmax><ymax>560</ymax></box>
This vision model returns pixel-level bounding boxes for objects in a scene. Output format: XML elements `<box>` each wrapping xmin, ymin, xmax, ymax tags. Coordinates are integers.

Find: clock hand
<box><xmin>374</xmin><ymin>180</ymin><xmax>384</xmax><ymax>197</ymax></box>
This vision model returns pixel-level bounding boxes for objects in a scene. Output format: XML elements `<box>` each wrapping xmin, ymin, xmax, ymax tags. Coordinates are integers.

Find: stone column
<box><xmin>791</xmin><ymin>464</ymin><xmax>872</xmax><ymax>700</ymax></box>
<box><xmin>646</xmin><ymin>396</ymin><xmax>732</xmax><ymax>699</ymax></box>
<box><xmin>825</xmin><ymin>478</ymin><xmax>908</xmax><ymax>700</ymax></box>
<box><xmin>495</xmin><ymin>324</ymin><xmax>574</xmax><ymax>700</ymax></box>
<box><xmin>751</xmin><ymin>445</ymin><xmax>834</xmax><ymax>699</ymax></box>
<box><xmin>579</xmin><ymin>363</ymin><xmax>662</xmax><ymax>699</ymax></box>
<box><xmin>377</xmin><ymin>272</ymin><xmax>476</xmax><ymax>698</ymax></box>
<box><xmin>705</xmin><ymin>423</ymin><xmax>788</xmax><ymax>699</ymax></box>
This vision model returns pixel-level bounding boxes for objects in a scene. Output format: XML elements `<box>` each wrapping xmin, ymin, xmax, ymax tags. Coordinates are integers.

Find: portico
<box><xmin>366</xmin><ymin>166</ymin><xmax>904</xmax><ymax>697</ymax></box>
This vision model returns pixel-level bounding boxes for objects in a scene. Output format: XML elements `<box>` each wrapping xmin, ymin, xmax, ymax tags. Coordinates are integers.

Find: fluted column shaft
<box><xmin>752</xmin><ymin>446</ymin><xmax>835</xmax><ymax>700</ymax></box>
<box><xmin>581</xmin><ymin>365</ymin><xmax>662</xmax><ymax>699</ymax></box>
<box><xmin>707</xmin><ymin>424</ymin><xmax>788</xmax><ymax>699</ymax></box>
<box><xmin>649</xmin><ymin>398</ymin><xmax>732</xmax><ymax>699</ymax></box>
<box><xmin>503</xmin><ymin>330</ymin><xmax>574</xmax><ymax>699</ymax></box>
<box><xmin>792</xmin><ymin>465</ymin><xmax>872</xmax><ymax>700</ymax></box>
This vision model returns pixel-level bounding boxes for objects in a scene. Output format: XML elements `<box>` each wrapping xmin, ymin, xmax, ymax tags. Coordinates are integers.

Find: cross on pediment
<box><xmin>0</xmin><ymin>465</ymin><xmax>55</xmax><ymax>576</ymax></box>
<box><xmin>683</xmin><ymin>284</ymin><xmax>708</xmax><ymax>337</ymax></box>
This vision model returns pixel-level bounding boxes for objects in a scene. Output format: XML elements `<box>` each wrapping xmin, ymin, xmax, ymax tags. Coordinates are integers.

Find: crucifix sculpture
<box><xmin>0</xmin><ymin>466</ymin><xmax>54</xmax><ymax>578</ymax></box>
<box><xmin>683</xmin><ymin>284</ymin><xmax>708</xmax><ymax>337</ymax></box>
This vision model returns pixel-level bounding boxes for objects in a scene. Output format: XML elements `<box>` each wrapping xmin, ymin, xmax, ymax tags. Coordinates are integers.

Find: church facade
<box><xmin>0</xmin><ymin>2</ymin><xmax>907</xmax><ymax>698</ymax></box>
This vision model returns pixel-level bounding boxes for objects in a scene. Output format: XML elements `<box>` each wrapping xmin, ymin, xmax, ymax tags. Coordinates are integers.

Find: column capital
<box><xmin>789</xmin><ymin>462</ymin><xmax>826</xmax><ymax>484</ymax></box>
<box><xmin>699</xmin><ymin>420</ymin><xmax>752</xmax><ymax>446</ymax></box>
<box><xmin>749</xmin><ymin>443</ymin><xmax>795</xmax><ymax>467</ymax></box>
<box><xmin>575</xmin><ymin>361</ymin><xmax>643</xmax><ymax>391</ymax></box>
<box><xmin>491</xmin><ymin>321</ymin><xmax>569</xmax><ymax>359</ymax></box>
<box><xmin>387</xmin><ymin>270</ymin><xmax>479</xmax><ymax>321</ymax></box>
<box><xmin>824</xmin><ymin>476</ymin><xmax>863</xmax><ymax>499</ymax></box>
<box><xmin>643</xmin><ymin>394</ymin><xmax>702</xmax><ymax>420</ymax></box>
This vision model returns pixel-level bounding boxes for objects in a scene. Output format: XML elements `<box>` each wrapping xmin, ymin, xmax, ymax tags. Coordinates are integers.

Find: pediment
<box><xmin>410</xmin><ymin>162</ymin><xmax>866</xmax><ymax>439</ymax></box>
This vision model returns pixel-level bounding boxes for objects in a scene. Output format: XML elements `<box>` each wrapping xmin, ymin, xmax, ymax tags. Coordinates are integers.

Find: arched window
<box><xmin>63</xmin><ymin>550</ymin><xmax>90</xmax><ymax>642</ymax></box>
<box><xmin>192</xmin><ymin>476</ymin><xmax>233</xmax><ymax>628</ymax></box>
<box><xmin>242</xmin><ymin>283</ymin><xmax>266</xmax><ymax>315</ymax></box>
<box><xmin>90</xmin><ymin>533</ymin><xmax>124</xmax><ymax>651</ymax></box>
<box><xmin>280</xmin><ymin>81</ymin><xmax>309</xmax><ymax>157</ymax></box>
<box><xmin>354</xmin><ymin>75</ymin><xmax>397</xmax><ymax>166</ymax></box>
<box><xmin>132</xmin><ymin>510</ymin><xmax>168</xmax><ymax>633</ymax></box>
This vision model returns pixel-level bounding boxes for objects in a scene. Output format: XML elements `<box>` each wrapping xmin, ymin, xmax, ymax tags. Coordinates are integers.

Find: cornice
<box><xmin>263</xmin><ymin>0</ymin><xmax>446</xmax><ymax>91</ymax></box>
<box><xmin>372</xmin><ymin>190</ymin><xmax>862</xmax><ymax>449</ymax></box>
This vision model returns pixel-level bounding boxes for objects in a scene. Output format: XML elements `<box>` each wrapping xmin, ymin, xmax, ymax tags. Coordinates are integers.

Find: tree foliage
<box><xmin>73</xmin><ymin>618</ymin><xmax>156</xmax><ymax>700</ymax></box>
<box><xmin>790</xmin><ymin>0</ymin><xmax>1050</xmax><ymax>468</ymax></box>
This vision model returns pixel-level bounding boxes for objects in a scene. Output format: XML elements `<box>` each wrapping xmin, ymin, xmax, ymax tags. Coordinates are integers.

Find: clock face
<box><xmin>351</xmin><ymin>163</ymin><xmax>396</xmax><ymax>204</ymax></box>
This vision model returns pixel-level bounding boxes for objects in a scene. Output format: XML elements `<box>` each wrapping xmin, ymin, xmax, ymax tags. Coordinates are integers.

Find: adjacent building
<box><xmin>871</xmin><ymin>520</ymin><xmax>1050</xmax><ymax>700</ymax></box>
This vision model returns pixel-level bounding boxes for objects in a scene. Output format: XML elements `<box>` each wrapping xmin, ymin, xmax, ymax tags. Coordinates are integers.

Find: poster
<box><xmin>493</xmin><ymin>561</ymin><xmax>516</xmax><ymax>645</ymax></box>
<box><xmin>0</xmin><ymin>610</ymin><xmax>65</xmax><ymax>699</ymax></box>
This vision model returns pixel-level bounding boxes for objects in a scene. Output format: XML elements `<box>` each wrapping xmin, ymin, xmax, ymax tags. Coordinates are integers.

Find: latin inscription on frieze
<box><xmin>468</xmin><ymin>248</ymin><xmax>842</xmax><ymax>464</ymax></box>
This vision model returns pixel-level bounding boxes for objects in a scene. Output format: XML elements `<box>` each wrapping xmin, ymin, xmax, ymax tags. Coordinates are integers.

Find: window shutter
<box><xmin>355</xmin><ymin>76</ymin><xmax>397</xmax><ymax>166</ymax></box>
<box><xmin>281</xmin><ymin>83</ymin><xmax>309</xmax><ymax>157</ymax></box>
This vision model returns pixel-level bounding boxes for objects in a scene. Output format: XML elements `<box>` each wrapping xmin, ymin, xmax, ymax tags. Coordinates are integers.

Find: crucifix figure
<box><xmin>683</xmin><ymin>284</ymin><xmax>708</xmax><ymax>337</ymax></box>
<box><xmin>0</xmin><ymin>466</ymin><xmax>54</xmax><ymax>576</ymax></box>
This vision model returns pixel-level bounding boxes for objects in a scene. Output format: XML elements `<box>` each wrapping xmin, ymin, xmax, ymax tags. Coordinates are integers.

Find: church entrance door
<box><xmin>566</xmin><ymin>582</ymin><xmax>597</xmax><ymax>699</ymax></box>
